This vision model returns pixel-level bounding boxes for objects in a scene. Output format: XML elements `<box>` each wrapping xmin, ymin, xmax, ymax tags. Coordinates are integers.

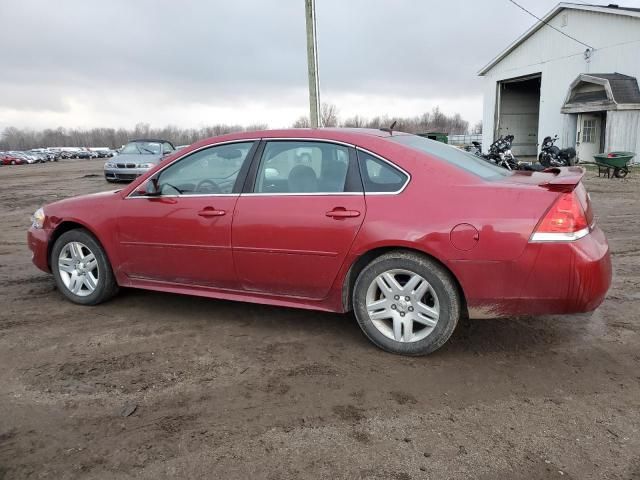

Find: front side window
<box><xmin>254</xmin><ymin>141</ymin><xmax>352</xmax><ymax>194</ymax></box>
<box><xmin>357</xmin><ymin>151</ymin><xmax>408</xmax><ymax>193</ymax></box>
<box><xmin>156</xmin><ymin>142</ymin><xmax>255</xmax><ymax>195</ymax></box>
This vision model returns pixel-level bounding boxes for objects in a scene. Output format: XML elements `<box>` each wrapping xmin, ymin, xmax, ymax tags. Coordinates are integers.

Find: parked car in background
<box><xmin>75</xmin><ymin>150</ymin><xmax>93</xmax><ymax>159</ymax></box>
<box><xmin>103</xmin><ymin>139</ymin><xmax>175</xmax><ymax>182</ymax></box>
<box><xmin>1</xmin><ymin>153</ymin><xmax>27</xmax><ymax>165</ymax></box>
<box><xmin>28</xmin><ymin>129</ymin><xmax>611</xmax><ymax>356</ymax></box>
<box><xmin>9</xmin><ymin>152</ymin><xmax>39</xmax><ymax>164</ymax></box>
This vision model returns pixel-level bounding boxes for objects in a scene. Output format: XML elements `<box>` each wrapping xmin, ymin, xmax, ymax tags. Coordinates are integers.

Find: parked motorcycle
<box><xmin>539</xmin><ymin>135</ymin><xmax>576</xmax><ymax>167</ymax></box>
<box><xmin>479</xmin><ymin>135</ymin><xmax>545</xmax><ymax>172</ymax></box>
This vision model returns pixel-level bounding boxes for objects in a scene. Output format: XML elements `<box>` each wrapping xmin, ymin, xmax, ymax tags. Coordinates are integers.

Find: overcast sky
<box><xmin>2</xmin><ymin>0</ymin><xmax>639</xmax><ymax>130</ymax></box>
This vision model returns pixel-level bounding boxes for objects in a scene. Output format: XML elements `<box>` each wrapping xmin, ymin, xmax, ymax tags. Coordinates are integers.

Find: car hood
<box><xmin>45</xmin><ymin>190</ymin><xmax>121</xmax><ymax>212</ymax></box>
<box><xmin>108</xmin><ymin>153</ymin><xmax>163</xmax><ymax>165</ymax></box>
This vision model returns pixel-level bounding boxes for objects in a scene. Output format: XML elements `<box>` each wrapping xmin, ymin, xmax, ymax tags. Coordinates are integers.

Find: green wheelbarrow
<box><xmin>593</xmin><ymin>152</ymin><xmax>635</xmax><ymax>178</ymax></box>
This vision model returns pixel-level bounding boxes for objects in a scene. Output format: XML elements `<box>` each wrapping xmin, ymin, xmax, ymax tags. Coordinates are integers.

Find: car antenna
<box><xmin>379</xmin><ymin>121</ymin><xmax>397</xmax><ymax>135</ymax></box>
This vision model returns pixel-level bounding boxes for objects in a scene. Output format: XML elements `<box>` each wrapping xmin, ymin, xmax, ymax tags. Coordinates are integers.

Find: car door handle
<box><xmin>198</xmin><ymin>207</ymin><xmax>226</xmax><ymax>217</ymax></box>
<box><xmin>326</xmin><ymin>208</ymin><xmax>360</xmax><ymax>219</ymax></box>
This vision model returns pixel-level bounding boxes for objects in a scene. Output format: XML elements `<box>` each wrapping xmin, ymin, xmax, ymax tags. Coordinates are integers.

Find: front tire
<box><xmin>352</xmin><ymin>251</ymin><xmax>461</xmax><ymax>356</ymax></box>
<box><xmin>51</xmin><ymin>229</ymin><xmax>119</xmax><ymax>305</ymax></box>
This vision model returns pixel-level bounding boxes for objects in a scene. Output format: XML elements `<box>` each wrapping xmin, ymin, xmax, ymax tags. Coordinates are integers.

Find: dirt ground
<box><xmin>0</xmin><ymin>159</ymin><xmax>639</xmax><ymax>480</ymax></box>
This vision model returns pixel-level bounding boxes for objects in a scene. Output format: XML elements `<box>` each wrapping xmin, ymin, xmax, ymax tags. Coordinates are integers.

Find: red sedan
<box><xmin>1</xmin><ymin>154</ymin><xmax>26</xmax><ymax>165</ymax></box>
<box><xmin>27</xmin><ymin>129</ymin><xmax>611</xmax><ymax>355</ymax></box>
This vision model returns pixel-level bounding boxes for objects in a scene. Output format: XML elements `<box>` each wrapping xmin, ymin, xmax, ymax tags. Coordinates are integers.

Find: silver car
<box><xmin>104</xmin><ymin>139</ymin><xmax>175</xmax><ymax>182</ymax></box>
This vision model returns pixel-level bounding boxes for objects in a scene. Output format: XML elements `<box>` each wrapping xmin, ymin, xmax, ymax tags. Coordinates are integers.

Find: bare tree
<box><xmin>292</xmin><ymin>116</ymin><xmax>311</xmax><ymax>128</ymax></box>
<box><xmin>342</xmin><ymin>115</ymin><xmax>366</xmax><ymax>128</ymax></box>
<box><xmin>320</xmin><ymin>103</ymin><xmax>339</xmax><ymax>127</ymax></box>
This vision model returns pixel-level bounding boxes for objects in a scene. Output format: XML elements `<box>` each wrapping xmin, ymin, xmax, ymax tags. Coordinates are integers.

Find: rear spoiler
<box><xmin>540</xmin><ymin>166</ymin><xmax>585</xmax><ymax>191</ymax></box>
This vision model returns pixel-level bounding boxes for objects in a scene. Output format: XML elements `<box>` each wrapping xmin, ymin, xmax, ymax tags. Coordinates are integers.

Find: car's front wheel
<box><xmin>353</xmin><ymin>251</ymin><xmax>461</xmax><ymax>356</ymax></box>
<box><xmin>51</xmin><ymin>229</ymin><xmax>119</xmax><ymax>305</ymax></box>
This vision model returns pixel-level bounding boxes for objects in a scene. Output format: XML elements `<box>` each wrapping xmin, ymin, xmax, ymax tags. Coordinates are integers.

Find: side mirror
<box><xmin>137</xmin><ymin>178</ymin><xmax>160</xmax><ymax>196</ymax></box>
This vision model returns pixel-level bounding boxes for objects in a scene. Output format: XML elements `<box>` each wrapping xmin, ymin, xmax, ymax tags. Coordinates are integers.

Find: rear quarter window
<box><xmin>389</xmin><ymin>135</ymin><xmax>510</xmax><ymax>180</ymax></box>
<box><xmin>357</xmin><ymin>151</ymin><xmax>408</xmax><ymax>193</ymax></box>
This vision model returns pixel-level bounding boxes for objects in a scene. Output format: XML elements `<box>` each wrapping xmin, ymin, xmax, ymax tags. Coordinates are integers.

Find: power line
<box><xmin>507</xmin><ymin>0</ymin><xmax>594</xmax><ymax>50</ymax></box>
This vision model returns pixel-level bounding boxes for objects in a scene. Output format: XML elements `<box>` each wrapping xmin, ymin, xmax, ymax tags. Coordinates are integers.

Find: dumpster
<box><xmin>593</xmin><ymin>152</ymin><xmax>635</xmax><ymax>178</ymax></box>
<box><xmin>418</xmin><ymin>132</ymin><xmax>448</xmax><ymax>144</ymax></box>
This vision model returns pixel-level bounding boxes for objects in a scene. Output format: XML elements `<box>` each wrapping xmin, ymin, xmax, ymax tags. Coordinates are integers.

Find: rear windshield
<box><xmin>389</xmin><ymin>135</ymin><xmax>511</xmax><ymax>180</ymax></box>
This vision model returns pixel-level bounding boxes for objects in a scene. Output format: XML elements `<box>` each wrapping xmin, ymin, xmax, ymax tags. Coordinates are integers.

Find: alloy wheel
<box><xmin>365</xmin><ymin>269</ymin><xmax>440</xmax><ymax>343</ymax></box>
<box><xmin>57</xmin><ymin>241</ymin><xmax>99</xmax><ymax>297</ymax></box>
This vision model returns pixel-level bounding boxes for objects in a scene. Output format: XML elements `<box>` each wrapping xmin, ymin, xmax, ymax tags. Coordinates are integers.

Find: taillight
<box><xmin>530</xmin><ymin>190</ymin><xmax>591</xmax><ymax>242</ymax></box>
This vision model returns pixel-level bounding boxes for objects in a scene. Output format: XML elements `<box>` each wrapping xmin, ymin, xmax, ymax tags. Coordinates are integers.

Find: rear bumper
<box><xmin>27</xmin><ymin>227</ymin><xmax>52</xmax><ymax>273</ymax></box>
<box><xmin>458</xmin><ymin>227</ymin><xmax>612</xmax><ymax>318</ymax></box>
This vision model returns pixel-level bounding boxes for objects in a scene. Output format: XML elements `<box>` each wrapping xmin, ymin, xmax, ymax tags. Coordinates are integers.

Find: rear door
<box><xmin>232</xmin><ymin>140</ymin><xmax>365</xmax><ymax>299</ymax></box>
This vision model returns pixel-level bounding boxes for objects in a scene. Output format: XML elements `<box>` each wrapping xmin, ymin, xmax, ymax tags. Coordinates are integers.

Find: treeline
<box><xmin>0</xmin><ymin>105</ymin><xmax>479</xmax><ymax>150</ymax></box>
<box><xmin>0</xmin><ymin>123</ymin><xmax>268</xmax><ymax>150</ymax></box>
<box><xmin>294</xmin><ymin>105</ymin><xmax>476</xmax><ymax>136</ymax></box>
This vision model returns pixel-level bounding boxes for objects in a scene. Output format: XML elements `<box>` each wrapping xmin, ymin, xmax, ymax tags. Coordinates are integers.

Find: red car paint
<box><xmin>27</xmin><ymin>129</ymin><xmax>611</xmax><ymax>317</ymax></box>
<box><xmin>1</xmin><ymin>155</ymin><xmax>25</xmax><ymax>165</ymax></box>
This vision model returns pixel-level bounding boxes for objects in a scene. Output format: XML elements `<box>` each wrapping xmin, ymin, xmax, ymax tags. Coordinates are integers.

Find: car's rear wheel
<box><xmin>51</xmin><ymin>229</ymin><xmax>118</xmax><ymax>305</ymax></box>
<box><xmin>352</xmin><ymin>251</ymin><xmax>461</xmax><ymax>356</ymax></box>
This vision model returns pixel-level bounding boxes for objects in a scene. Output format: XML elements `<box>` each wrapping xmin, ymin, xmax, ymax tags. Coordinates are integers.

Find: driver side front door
<box><xmin>116</xmin><ymin>141</ymin><xmax>257</xmax><ymax>288</ymax></box>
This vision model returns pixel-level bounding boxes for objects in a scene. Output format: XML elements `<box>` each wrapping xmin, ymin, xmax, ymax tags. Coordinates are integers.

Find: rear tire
<box><xmin>51</xmin><ymin>229</ymin><xmax>119</xmax><ymax>305</ymax></box>
<box><xmin>352</xmin><ymin>251</ymin><xmax>461</xmax><ymax>356</ymax></box>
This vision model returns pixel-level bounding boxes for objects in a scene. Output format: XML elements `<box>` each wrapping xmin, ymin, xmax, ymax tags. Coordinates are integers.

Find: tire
<box><xmin>352</xmin><ymin>251</ymin><xmax>461</xmax><ymax>356</ymax></box>
<box><xmin>539</xmin><ymin>154</ymin><xmax>551</xmax><ymax>168</ymax></box>
<box><xmin>614</xmin><ymin>167</ymin><xmax>628</xmax><ymax>178</ymax></box>
<box><xmin>51</xmin><ymin>229</ymin><xmax>119</xmax><ymax>305</ymax></box>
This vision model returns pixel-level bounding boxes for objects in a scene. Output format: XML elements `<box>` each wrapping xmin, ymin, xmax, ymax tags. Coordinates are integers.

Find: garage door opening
<box><xmin>495</xmin><ymin>74</ymin><xmax>541</xmax><ymax>158</ymax></box>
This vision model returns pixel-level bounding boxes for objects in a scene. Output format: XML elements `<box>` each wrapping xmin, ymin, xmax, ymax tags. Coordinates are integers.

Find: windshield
<box><xmin>389</xmin><ymin>135</ymin><xmax>510</xmax><ymax>180</ymax></box>
<box><xmin>121</xmin><ymin>141</ymin><xmax>162</xmax><ymax>155</ymax></box>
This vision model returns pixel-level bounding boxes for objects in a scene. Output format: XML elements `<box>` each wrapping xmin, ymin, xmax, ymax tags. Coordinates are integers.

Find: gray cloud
<box><xmin>2</xmin><ymin>0</ymin><xmax>635</xmax><ymax>128</ymax></box>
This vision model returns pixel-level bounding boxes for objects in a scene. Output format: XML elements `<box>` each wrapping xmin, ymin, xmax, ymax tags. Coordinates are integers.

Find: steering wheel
<box><xmin>195</xmin><ymin>179</ymin><xmax>222</xmax><ymax>194</ymax></box>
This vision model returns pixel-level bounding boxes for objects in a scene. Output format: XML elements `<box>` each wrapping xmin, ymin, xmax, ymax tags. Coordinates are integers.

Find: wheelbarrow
<box><xmin>593</xmin><ymin>152</ymin><xmax>635</xmax><ymax>178</ymax></box>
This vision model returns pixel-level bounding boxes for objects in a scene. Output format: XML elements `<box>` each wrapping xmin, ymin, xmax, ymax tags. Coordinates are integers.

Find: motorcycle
<box><xmin>539</xmin><ymin>135</ymin><xmax>576</xmax><ymax>167</ymax></box>
<box><xmin>480</xmin><ymin>135</ymin><xmax>545</xmax><ymax>172</ymax></box>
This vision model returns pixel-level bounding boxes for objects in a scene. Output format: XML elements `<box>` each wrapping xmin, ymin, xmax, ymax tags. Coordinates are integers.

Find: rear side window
<box><xmin>389</xmin><ymin>135</ymin><xmax>510</xmax><ymax>179</ymax></box>
<box><xmin>254</xmin><ymin>141</ymin><xmax>357</xmax><ymax>194</ymax></box>
<box><xmin>357</xmin><ymin>151</ymin><xmax>408</xmax><ymax>193</ymax></box>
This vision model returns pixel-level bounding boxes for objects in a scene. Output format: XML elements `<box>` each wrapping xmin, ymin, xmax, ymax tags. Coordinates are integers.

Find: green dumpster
<box><xmin>417</xmin><ymin>132</ymin><xmax>448</xmax><ymax>144</ymax></box>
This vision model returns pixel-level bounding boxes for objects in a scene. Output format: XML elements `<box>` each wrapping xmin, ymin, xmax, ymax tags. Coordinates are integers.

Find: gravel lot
<box><xmin>1</xmin><ymin>160</ymin><xmax>639</xmax><ymax>479</ymax></box>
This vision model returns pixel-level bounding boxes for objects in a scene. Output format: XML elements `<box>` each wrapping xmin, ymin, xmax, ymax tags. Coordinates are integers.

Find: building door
<box><xmin>576</xmin><ymin>113</ymin><xmax>602</xmax><ymax>162</ymax></box>
<box><xmin>496</xmin><ymin>74</ymin><xmax>541</xmax><ymax>158</ymax></box>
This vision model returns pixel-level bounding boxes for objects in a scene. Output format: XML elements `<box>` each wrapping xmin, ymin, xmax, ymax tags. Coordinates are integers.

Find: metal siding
<box><xmin>606</xmin><ymin>111</ymin><xmax>640</xmax><ymax>161</ymax></box>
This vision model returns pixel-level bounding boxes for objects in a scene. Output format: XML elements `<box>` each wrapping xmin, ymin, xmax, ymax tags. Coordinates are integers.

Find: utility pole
<box><xmin>305</xmin><ymin>0</ymin><xmax>320</xmax><ymax>127</ymax></box>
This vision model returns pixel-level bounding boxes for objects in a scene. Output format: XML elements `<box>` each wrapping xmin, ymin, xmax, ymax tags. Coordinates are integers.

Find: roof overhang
<box><xmin>478</xmin><ymin>2</ymin><xmax>640</xmax><ymax>76</ymax></box>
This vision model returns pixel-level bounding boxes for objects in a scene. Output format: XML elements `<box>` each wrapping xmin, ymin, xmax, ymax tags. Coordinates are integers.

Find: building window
<box><xmin>582</xmin><ymin>119</ymin><xmax>596</xmax><ymax>143</ymax></box>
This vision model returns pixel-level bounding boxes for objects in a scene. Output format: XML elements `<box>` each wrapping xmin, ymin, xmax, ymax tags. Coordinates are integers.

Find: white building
<box><xmin>479</xmin><ymin>3</ymin><xmax>640</xmax><ymax>162</ymax></box>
